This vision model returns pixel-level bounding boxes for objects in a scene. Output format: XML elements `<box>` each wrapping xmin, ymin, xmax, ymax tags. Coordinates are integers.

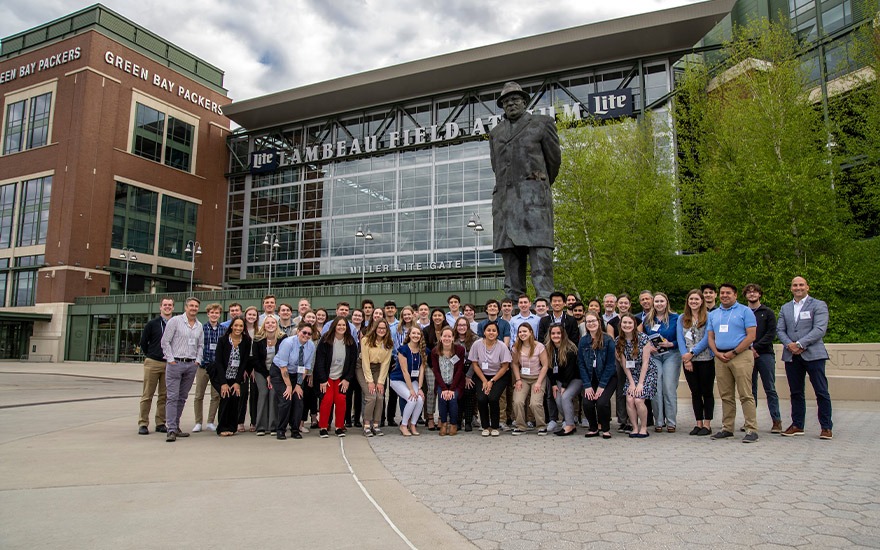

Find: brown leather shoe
<box><xmin>439</xmin><ymin>423</ymin><xmax>447</xmax><ymax>436</ymax></box>
<box><xmin>820</xmin><ymin>429</ymin><xmax>833</xmax><ymax>440</ymax></box>
<box><xmin>781</xmin><ymin>425</ymin><xmax>804</xmax><ymax>437</ymax></box>
<box><xmin>448</xmin><ymin>424</ymin><xmax>457</xmax><ymax>436</ymax></box>
<box><xmin>771</xmin><ymin>420</ymin><xmax>783</xmax><ymax>433</ymax></box>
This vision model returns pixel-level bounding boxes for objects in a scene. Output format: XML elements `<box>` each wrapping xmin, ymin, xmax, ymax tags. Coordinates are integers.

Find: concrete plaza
<box><xmin>1</xmin><ymin>361</ymin><xmax>878</xmax><ymax>549</ymax></box>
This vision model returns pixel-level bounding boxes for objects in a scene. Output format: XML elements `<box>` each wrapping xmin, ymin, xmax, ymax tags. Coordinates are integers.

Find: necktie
<box><xmin>297</xmin><ymin>344</ymin><xmax>305</xmax><ymax>367</ymax></box>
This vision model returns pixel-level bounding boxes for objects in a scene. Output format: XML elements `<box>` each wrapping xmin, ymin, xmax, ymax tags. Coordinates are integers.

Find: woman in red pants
<box><xmin>314</xmin><ymin>317</ymin><xmax>358</xmax><ymax>437</ymax></box>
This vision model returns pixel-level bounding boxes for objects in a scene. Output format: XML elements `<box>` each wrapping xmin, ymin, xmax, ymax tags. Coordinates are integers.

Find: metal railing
<box><xmin>74</xmin><ymin>275</ymin><xmax>507</xmax><ymax>305</ymax></box>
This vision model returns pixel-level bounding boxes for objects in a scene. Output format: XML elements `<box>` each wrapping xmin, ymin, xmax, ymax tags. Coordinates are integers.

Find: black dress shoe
<box><xmin>345</xmin><ymin>420</ymin><xmax>353</xmax><ymax>428</ymax></box>
<box><xmin>138</xmin><ymin>426</ymin><xmax>149</xmax><ymax>435</ymax></box>
<box><xmin>387</xmin><ymin>420</ymin><xmax>397</xmax><ymax>427</ymax></box>
<box><xmin>155</xmin><ymin>424</ymin><xmax>167</xmax><ymax>433</ymax></box>
<box><xmin>354</xmin><ymin>421</ymin><xmax>362</xmax><ymax>428</ymax></box>
<box><xmin>689</xmin><ymin>426</ymin><xmax>701</xmax><ymax>436</ymax></box>
<box><xmin>584</xmin><ymin>431</ymin><xmax>600</xmax><ymax>438</ymax></box>
<box><xmin>276</xmin><ymin>432</ymin><xmax>287</xmax><ymax>440</ymax></box>
<box><xmin>291</xmin><ymin>432</ymin><xmax>303</xmax><ymax>439</ymax></box>
<box><xmin>464</xmin><ymin>423</ymin><xmax>473</xmax><ymax>432</ymax></box>
<box><xmin>555</xmin><ymin>429</ymin><xmax>575</xmax><ymax>436</ymax></box>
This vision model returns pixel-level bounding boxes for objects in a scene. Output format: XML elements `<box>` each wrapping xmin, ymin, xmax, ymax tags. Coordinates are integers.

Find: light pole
<box><xmin>355</xmin><ymin>225</ymin><xmax>373</xmax><ymax>295</ymax></box>
<box><xmin>261</xmin><ymin>232</ymin><xmax>281</xmax><ymax>292</ymax></box>
<box><xmin>119</xmin><ymin>248</ymin><xmax>137</xmax><ymax>298</ymax></box>
<box><xmin>467</xmin><ymin>213</ymin><xmax>484</xmax><ymax>287</ymax></box>
<box><xmin>184</xmin><ymin>240</ymin><xmax>202</xmax><ymax>294</ymax></box>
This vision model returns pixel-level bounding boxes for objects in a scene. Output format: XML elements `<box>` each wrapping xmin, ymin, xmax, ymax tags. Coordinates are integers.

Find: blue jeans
<box><xmin>652</xmin><ymin>350</ymin><xmax>681</xmax><ymax>428</ymax></box>
<box><xmin>752</xmin><ymin>353</ymin><xmax>780</xmax><ymax>421</ymax></box>
<box><xmin>437</xmin><ymin>389</ymin><xmax>460</xmax><ymax>424</ymax></box>
<box><xmin>785</xmin><ymin>356</ymin><xmax>833</xmax><ymax>430</ymax></box>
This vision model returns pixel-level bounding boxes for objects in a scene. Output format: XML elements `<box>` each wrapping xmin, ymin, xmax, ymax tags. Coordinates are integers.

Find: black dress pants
<box><xmin>270</xmin><ymin>366</ymin><xmax>303</xmax><ymax>435</ymax></box>
<box><xmin>583</xmin><ymin>373</ymin><xmax>618</xmax><ymax>432</ymax></box>
<box><xmin>475</xmin><ymin>373</ymin><xmax>510</xmax><ymax>429</ymax></box>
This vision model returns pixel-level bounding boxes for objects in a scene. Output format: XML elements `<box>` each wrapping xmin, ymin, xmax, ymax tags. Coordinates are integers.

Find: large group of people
<box><xmin>137</xmin><ymin>277</ymin><xmax>834</xmax><ymax>444</ymax></box>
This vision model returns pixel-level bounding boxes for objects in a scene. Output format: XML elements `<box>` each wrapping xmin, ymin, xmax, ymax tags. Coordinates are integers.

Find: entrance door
<box><xmin>0</xmin><ymin>321</ymin><xmax>29</xmax><ymax>359</ymax></box>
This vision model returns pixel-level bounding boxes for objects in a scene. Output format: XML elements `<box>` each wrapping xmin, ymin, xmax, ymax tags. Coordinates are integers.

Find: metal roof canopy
<box><xmin>225</xmin><ymin>0</ymin><xmax>736</xmax><ymax>131</ymax></box>
<box><xmin>0</xmin><ymin>312</ymin><xmax>53</xmax><ymax>322</ymax></box>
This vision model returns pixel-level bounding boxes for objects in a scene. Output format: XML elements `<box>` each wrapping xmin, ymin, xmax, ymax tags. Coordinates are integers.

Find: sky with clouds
<box><xmin>1</xmin><ymin>0</ymin><xmax>705</xmax><ymax>102</ymax></box>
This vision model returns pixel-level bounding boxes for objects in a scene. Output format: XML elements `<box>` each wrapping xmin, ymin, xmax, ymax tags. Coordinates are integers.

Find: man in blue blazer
<box><xmin>776</xmin><ymin>277</ymin><xmax>833</xmax><ymax>440</ymax></box>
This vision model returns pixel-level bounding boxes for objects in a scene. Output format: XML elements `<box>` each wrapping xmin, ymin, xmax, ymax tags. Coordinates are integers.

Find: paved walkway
<box><xmin>2</xmin><ymin>361</ymin><xmax>879</xmax><ymax>549</ymax></box>
<box><xmin>0</xmin><ymin>362</ymin><xmax>472</xmax><ymax>550</ymax></box>
<box><xmin>369</xmin><ymin>400</ymin><xmax>880</xmax><ymax>549</ymax></box>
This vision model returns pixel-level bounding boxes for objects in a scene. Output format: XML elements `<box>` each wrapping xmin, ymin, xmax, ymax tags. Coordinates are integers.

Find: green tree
<box><xmin>553</xmin><ymin>113</ymin><xmax>677</xmax><ymax>299</ymax></box>
<box><xmin>675</xmin><ymin>20</ymin><xmax>851</xmax><ymax>295</ymax></box>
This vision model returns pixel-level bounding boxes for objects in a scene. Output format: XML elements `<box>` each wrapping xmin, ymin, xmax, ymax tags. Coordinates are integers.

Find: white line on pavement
<box><xmin>339</xmin><ymin>439</ymin><xmax>417</xmax><ymax>550</ymax></box>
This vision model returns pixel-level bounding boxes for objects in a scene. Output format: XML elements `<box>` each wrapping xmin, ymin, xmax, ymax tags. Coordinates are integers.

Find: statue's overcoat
<box><xmin>488</xmin><ymin>112</ymin><xmax>561</xmax><ymax>252</ymax></box>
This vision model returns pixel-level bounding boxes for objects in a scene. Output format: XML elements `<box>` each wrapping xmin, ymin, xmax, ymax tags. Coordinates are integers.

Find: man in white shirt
<box><xmin>160</xmin><ymin>297</ymin><xmax>204</xmax><ymax>442</ymax></box>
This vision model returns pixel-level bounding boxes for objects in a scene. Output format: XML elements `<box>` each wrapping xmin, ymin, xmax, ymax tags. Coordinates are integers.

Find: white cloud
<box><xmin>0</xmin><ymin>0</ymin><xmax>704</xmax><ymax>101</ymax></box>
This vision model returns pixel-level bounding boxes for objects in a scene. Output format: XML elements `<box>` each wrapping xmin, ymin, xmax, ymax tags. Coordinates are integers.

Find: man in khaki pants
<box><xmin>707</xmin><ymin>284</ymin><xmax>758</xmax><ymax>443</ymax></box>
<box><xmin>137</xmin><ymin>298</ymin><xmax>174</xmax><ymax>435</ymax></box>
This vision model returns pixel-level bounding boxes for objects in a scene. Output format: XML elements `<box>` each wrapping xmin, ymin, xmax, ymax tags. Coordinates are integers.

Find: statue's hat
<box><xmin>496</xmin><ymin>82</ymin><xmax>530</xmax><ymax>108</ymax></box>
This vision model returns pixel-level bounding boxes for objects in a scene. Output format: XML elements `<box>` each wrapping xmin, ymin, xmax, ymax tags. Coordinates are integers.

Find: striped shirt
<box><xmin>161</xmin><ymin>314</ymin><xmax>204</xmax><ymax>364</ymax></box>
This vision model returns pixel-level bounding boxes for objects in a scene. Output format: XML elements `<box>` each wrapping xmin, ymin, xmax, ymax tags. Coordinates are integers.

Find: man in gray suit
<box><xmin>776</xmin><ymin>276</ymin><xmax>833</xmax><ymax>440</ymax></box>
<box><xmin>489</xmin><ymin>82</ymin><xmax>561</xmax><ymax>301</ymax></box>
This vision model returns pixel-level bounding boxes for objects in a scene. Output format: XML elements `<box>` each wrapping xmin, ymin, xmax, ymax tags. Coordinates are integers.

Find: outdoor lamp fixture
<box><xmin>467</xmin><ymin>213</ymin><xmax>484</xmax><ymax>286</ymax></box>
<box><xmin>261</xmin><ymin>232</ymin><xmax>281</xmax><ymax>292</ymax></box>
<box><xmin>184</xmin><ymin>240</ymin><xmax>202</xmax><ymax>293</ymax></box>
<box><xmin>119</xmin><ymin>248</ymin><xmax>138</xmax><ymax>298</ymax></box>
<box><xmin>355</xmin><ymin>225</ymin><xmax>374</xmax><ymax>295</ymax></box>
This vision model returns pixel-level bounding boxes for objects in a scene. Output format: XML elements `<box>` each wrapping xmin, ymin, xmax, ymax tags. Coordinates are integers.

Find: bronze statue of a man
<box><xmin>489</xmin><ymin>82</ymin><xmax>561</xmax><ymax>301</ymax></box>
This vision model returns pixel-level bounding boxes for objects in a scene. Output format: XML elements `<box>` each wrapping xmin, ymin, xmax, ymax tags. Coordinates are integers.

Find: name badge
<box><xmin>651</xmin><ymin>324</ymin><xmax>660</xmax><ymax>332</ymax></box>
<box><xmin>626</xmin><ymin>360</ymin><xmax>636</xmax><ymax>370</ymax></box>
<box><xmin>209</xmin><ymin>343</ymin><xmax>217</xmax><ymax>351</ymax></box>
<box><xmin>521</xmin><ymin>367</ymin><xmax>531</xmax><ymax>376</ymax></box>
<box><xmin>481</xmin><ymin>361</ymin><xmax>489</xmax><ymax>370</ymax></box>
<box><xmin>593</xmin><ymin>359</ymin><xmax>597</xmax><ymax>369</ymax></box>
<box><xmin>230</xmin><ymin>359</ymin><xmax>240</xmax><ymax>368</ymax></box>
<box><xmin>411</xmin><ymin>369</ymin><xmax>420</xmax><ymax>378</ymax></box>
<box><xmin>799</xmin><ymin>311</ymin><xmax>811</xmax><ymax>320</ymax></box>
<box><xmin>719</xmin><ymin>324</ymin><xmax>729</xmax><ymax>333</ymax></box>
<box><xmin>297</xmin><ymin>366</ymin><xmax>307</xmax><ymax>374</ymax></box>
<box><xmin>685</xmin><ymin>329</ymin><xmax>694</xmax><ymax>341</ymax></box>
<box><xmin>553</xmin><ymin>366</ymin><xmax>558</xmax><ymax>374</ymax></box>
<box><xmin>451</xmin><ymin>356</ymin><xmax>460</xmax><ymax>365</ymax></box>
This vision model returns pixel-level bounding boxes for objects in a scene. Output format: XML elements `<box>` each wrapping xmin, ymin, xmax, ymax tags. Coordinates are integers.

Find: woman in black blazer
<box><xmin>314</xmin><ymin>317</ymin><xmax>359</xmax><ymax>437</ymax></box>
<box><xmin>211</xmin><ymin>318</ymin><xmax>252</xmax><ymax>436</ymax></box>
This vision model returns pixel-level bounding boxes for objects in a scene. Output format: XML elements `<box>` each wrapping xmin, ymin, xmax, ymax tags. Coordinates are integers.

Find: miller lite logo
<box><xmin>250</xmin><ymin>149</ymin><xmax>280</xmax><ymax>174</ymax></box>
<box><xmin>587</xmin><ymin>89</ymin><xmax>633</xmax><ymax>120</ymax></box>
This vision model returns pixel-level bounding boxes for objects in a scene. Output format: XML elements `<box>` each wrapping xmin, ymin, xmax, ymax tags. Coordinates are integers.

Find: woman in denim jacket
<box><xmin>578</xmin><ymin>313</ymin><xmax>618</xmax><ymax>439</ymax></box>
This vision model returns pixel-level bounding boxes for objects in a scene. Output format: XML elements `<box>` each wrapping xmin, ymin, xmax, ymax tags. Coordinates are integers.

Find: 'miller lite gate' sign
<box><xmin>249</xmin><ymin>88</ymin><xmax>633</xmax><ymax>173</ymax></box>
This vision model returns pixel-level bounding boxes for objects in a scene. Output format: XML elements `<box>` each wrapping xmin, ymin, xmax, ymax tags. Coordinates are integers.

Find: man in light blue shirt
<box><xmin>510</xmin><ymin>295</ymin><xmax>540</xmax><ymax>345</ymax></box>
<box><xmin>270</xmin><ymin>323</ymin><xmax>316</xmax><ymax>440</ymax></box>
<box><xmin>707</xmin><ymin>283</ymin><xmax>758</xmax><ymax>443</ymax></box>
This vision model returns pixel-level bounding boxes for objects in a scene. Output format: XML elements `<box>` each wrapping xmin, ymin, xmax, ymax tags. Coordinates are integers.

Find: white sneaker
<box><xmin>546</xmin><ymin>420</ymin><xmax>558</xmax><ymax>433</ymax></box>
<box><xmin>192</xmin><ymin>423</ymin><xmax>202</xmax><ymax>433</ymax></box>
<box><xmin>206</xmin><ymin>423</ymin><xmax>216</xmax><ymax>432</ymax></box>
<box><xmin>300</xmin><ymin>426</ymin><xmax>310</xmax><ymax>434</ymax></box>
<box><xmin>499</xmin><ymin>422</ymin><xmax>509</xmax><ymax>431</ymax></box>
<box><xmin>481</xmin><ymin>429</ymin><xmax>490</xmax><ymax>437</ymax></box>
<box><xmin>490</xmin><ymin>429</ymin><xmax>500</xmax><ymax>437</ymax></box>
